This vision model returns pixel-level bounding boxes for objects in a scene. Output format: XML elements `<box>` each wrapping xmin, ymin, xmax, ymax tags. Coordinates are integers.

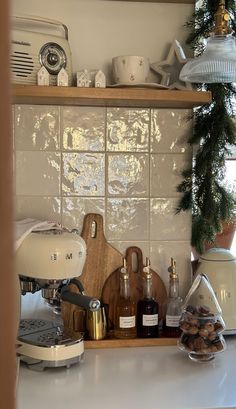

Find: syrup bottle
<box><xmin>163</xmin><ymin>258</ymin><xmax>182</xmax><ymax>337</ymax></box>
<box><xmin>137</xmin><ymin>258</ymin><xmax>159</xmax><ymax>338</ymax></box>
<box><xmin>114</xmin><ymin>258</ymin><xmax>137</xmax><ymax>339</ymax></box>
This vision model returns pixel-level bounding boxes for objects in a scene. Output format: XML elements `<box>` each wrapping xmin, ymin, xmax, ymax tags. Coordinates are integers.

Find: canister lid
<box><xmin>200</xmin><ymin>248</ymin><xmax>236</xmax><ymax>262</ymax></box>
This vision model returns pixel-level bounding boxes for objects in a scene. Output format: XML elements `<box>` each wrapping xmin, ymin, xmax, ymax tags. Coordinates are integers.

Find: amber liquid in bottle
<box><xmin>137</xmin><ymin>258</ymin><xmax>159</xmax><ymax>338</ymax></box>
<box><xmin>162</xmin><ymin>258</ymin><xmax>182</xmax><ymax>338</ymax></box>
<box><xmin>114</xmin><ymin>260</ymin><xmax>137</xmax><ymax>339</ymax></box>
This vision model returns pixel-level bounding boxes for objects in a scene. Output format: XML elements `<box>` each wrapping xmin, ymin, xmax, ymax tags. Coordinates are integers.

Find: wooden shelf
<box><xmin>84</xmin><ymin>337</ymin><xmax>177</xmax><ymax>349</ymax></box>
<box><xmin>109</xmin><ymin>0</ymin><xmax>195</xmax><ymax>4</ymax></box>
<box><xmin>12</xmin><ymin>85</ymin><xmax>212</xmax><ymax>109</ymax></box>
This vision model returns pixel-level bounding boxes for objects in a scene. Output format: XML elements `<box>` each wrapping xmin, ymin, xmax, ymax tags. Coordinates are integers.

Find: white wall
<box><xmin>11</xmin><ymin>0</ymin><xmax>193</xmax><ymax>83</ymax></box>
<box><xmin>12</xmin><ymin>0</ymin><xmax>194</xmax><ymax>296</ymax></box>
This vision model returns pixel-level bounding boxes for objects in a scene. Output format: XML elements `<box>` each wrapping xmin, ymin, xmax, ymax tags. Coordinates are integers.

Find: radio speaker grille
<box><xmin>11</xmin><ymin>51</ymin><xmax>40</xmax><ymax>84</ymax></box>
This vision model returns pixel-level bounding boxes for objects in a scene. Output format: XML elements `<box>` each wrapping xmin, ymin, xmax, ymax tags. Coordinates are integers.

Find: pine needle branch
<box><xmin>177</xmin><ymin>0</ymin><xmax>236</xmax><ymax>253</ymax></box>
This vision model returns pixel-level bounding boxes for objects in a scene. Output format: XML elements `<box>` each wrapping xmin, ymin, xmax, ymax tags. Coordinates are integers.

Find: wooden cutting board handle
<box><xmin>126</xmin><ymin>246</ymin><xmax>144</xmax><ymax>275</ymax></box>
<box><xmin>81</xmin><ymin>213</ymin><xmax>105</xmax><ymax>242</ymax></box>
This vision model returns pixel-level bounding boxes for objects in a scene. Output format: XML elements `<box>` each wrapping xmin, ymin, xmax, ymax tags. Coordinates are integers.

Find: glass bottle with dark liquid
<box><xmin>114</xmin><ymin>259</ymin><xmax>137</xmax><ymax>339</ymax></box>
<box><xmin>163</xmin><ymin>258</ymin><xmax>182</xmax><ymax>337</ymax></box>
<box><xmin>137</xmin><ymin>258</ymin><xmax>159</xmax><ymax>338</ymax></box>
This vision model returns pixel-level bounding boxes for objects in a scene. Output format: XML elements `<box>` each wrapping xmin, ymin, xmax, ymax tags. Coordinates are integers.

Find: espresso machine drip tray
<box><xmin>18</xmin><ymin>319</ymin><xmax>84</xmax><ymax>371</ymax></box>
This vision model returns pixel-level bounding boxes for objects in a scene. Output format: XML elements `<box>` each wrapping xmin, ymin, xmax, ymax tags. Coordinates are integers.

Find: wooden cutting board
<box><xmin>79</xmin><ymin>213</ymin><xmax>123</xmax><ymax>299</ymax></box>
<box><xmin>61</xmin><ymin>213</ymin><xmax>123</xmax><ymax>335</ymax></box>
<box><xmin>101</xmin><ymin>246</ymin><xmax>167</xmax><ymax>330</ymax></box>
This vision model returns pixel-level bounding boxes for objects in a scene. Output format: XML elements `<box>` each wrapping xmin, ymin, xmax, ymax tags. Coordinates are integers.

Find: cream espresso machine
<box><xmin>16</xmin><ymin>227</ymin><xmax>100</xmax><ymax>370</ymax></box>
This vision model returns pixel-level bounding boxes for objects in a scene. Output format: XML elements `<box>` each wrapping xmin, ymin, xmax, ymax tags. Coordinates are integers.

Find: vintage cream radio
<box><xmin>11</xmin><ymin>14</ymin><xmax>73</xmax><ymax>85</ymax></box>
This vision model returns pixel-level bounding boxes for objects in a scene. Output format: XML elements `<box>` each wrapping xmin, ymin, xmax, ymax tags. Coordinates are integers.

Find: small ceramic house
<box><xmin>37</xmin><ymin>66</ymin><xmax>50</xmax><ymax>86</ymax></box>
<box><xmin>77</xmin><ymin>69</ymin><xmax>90</xmax><ymax>87</ymax></box>
<box><xmin>57</xmin><ymin>68</ymin><xmax>69</xmax><ymax>86</ymax></box>
<box><xmin>95</xmin><ymin>70</ymin><xmax>106</xmax><ymax>88</ymax></box>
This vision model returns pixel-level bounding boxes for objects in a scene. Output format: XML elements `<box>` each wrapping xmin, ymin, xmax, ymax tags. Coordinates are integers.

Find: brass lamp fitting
<box><xmin>214</xmin><ymin>0</ymin><xmax>232</xmax><ymax>36</ymax></box>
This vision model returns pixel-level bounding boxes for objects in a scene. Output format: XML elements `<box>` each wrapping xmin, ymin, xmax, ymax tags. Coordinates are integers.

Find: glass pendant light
<box><xmin>179</xmin><ymin>0</ymin><xmax>236</xmax><ymax>83</ymax></box>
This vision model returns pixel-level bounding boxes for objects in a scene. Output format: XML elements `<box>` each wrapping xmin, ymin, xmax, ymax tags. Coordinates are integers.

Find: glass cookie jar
<box><xmin>178</xmin><ymin>274</ymin><xmax>226</xmax><ymax>362</ymax></box>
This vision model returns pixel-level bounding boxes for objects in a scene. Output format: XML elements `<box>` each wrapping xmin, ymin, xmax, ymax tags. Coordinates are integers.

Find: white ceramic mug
<box><xmin>112</xmin><ymin>55</ymin><xmax>149</xmax><ymax>84</ymax></box>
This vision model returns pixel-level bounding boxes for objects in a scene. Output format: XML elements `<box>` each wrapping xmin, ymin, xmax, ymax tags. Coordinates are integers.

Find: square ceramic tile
<box><xmin>150</xmin><ymin>198</ymin><xmax>192</xmax><ymax>241</ymax></box>
<box><xmin>15</xmin><ymin>151</ymin><xmax>61</xmax><ymax>196</ymax></box>
<box><xmin>150</xmin><ymin>153</ymin><xmax>191</xmax><ymax>197</ymax></box>
<box><xmin>14</xmin><ymin>105</ymin><xmax>60</xmax><ymax>150</ymax></box>
<box><xmin>106</xmin><ymin>198</ymin><xmax>149</xmax><ymax>240</ymax></box>
<box><xmin>62</xmin><ymin>153</ymin><xmax>105</xmax><ymax>196</ymax></box>
<box><xmin>62</xmin><ymin>197</ymin><xmax>105</xmax><ymax>232</ymax></box>
<box><xmin>150</xmin><ymin>241</ymin><xmax>192</xmax><ymax>297</ymax></box>
<box><xmin>107</xmin><ymin>153</ymin><xmax>149</xmax><ymax>196</ymax></box>
<box><xmin>61</xmin><ymin>106</ymin><xmax>105</xmax><ymax>151</ymax></box>
<box><xmin>14</xmin><ymin>196</ymin><xmax>61</xmax><ymax>223</ymax></box>
<box><xmin>109</xmin><ymin>241</ymin><xmax>150</xmax><ymax>260</ymax></box>
<box><xmin>107</xmin><ymin>108</ymin><xmax>149</xmax><ymax>152</ymax></box>
<box><xmin>151</xmin><ymin>109</ymin><xmax>192</xmax><ymax>153</ymax></box>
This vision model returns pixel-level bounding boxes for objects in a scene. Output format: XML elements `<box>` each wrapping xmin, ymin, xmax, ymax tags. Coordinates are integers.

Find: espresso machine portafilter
<box><xmin>15</xmin><ymin>228</ymin><xmax>100</xmax><ymax>370</ymax></box>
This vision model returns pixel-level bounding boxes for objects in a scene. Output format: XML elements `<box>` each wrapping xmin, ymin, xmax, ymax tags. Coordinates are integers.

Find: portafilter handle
<box><xmin>60</xmin><ymin>282</ymin><xmax>101</xmax><ymax>312</ymax></box>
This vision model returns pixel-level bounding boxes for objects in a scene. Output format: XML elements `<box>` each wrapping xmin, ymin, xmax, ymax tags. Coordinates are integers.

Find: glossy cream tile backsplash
<box><xmin>15</xmin><ymin>105</ymin><xmax>60</xmax><ymax>151</ymax></box>
<box><xmin>14</xmin><ymin>104</ymin><xmax>193</xmax><ymax>296</ymax></box>
<box><xmin>62</xmin><ymin>106</ymin><xmax>105</xmax><ymax>151</ymax></box>
<box><xmin>107</xmin><ymin>153</ymin><xmax>149</xmax><ymax>196</ymax></box>
<box><xmin>62</xmin><ymin>152</ymin><xmax>105</xmax><ymax>196</ymax></box>
<box><xmin>107</xmin><ymin>108</ymin><xmax>149</xmax><ymax>152</ymax></box>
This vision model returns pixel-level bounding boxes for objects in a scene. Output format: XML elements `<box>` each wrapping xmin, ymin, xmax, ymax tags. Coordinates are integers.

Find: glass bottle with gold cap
<box><xmin>114</xmin><ymin>258</ymin><xmax>137</xmax><ymax>339</ymax></box>
<box><xmin>162</xmin><ymin>258</ymin><xmax>183</xmax><ymax>337</ymax></box>
<box><xmin>137</xmin><ymin>258</ymin><xmax>159</xmax><ymax>338</ymax></box>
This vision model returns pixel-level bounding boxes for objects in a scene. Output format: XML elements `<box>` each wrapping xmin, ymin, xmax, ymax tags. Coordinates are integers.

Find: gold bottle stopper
<box><xmin>168</xmin><ymin>257</ymin><xmax>178</xmax><ymax>279</ymax></box>
<box><xmin>143</xmin><ymin>257</ymin><xmax>152</xmax><ymax>279</ymax></box>
<box><xmin>120</xmin><ymin>257</ymin><xmax>128</xmax><ymax>279</ymax></box>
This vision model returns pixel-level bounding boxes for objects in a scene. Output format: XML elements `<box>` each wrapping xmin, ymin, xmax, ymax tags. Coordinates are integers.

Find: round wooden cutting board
<box><xmin>101</xmin><ymin>246</ymin><xmax>167</xmax><ymax>330</ymax></box>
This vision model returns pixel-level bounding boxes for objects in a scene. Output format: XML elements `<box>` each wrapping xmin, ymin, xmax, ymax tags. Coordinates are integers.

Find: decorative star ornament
<box><xmin>151</xmin><ymin>40</ymin><xmax>193</xmax><ymax>90</ymax></box>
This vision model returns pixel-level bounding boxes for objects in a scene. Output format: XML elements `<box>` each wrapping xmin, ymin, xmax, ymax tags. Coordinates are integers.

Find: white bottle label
<box><xmin>142</xmin><ymin>314</ymin><xmax>158</xmax><ymax>326</ymax></box>
<box><xmin>166</xmin><ymin>314</ymin><xmax>181</xmax><ymax>327</ymax></box>
<box><xmin>119</xmin><ymin>316</ymin><xmax>136</xmax><ymax>328</ymax></box>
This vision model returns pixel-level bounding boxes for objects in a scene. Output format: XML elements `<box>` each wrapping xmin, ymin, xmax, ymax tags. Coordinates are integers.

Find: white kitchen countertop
<box><xmin>17</xmin><ymin>336</ymin><xmax>236</xmax><ymax>409</ymax></box>
<box><xmin>17</xmin><ymin>293</ymin><xmax>236</xmax><ymax>409</ymax></box>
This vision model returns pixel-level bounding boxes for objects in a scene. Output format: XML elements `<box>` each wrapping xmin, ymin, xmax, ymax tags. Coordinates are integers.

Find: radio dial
<box><xmin>39</xmin><ymin>42</ymin><xmax>67</xmax><ymax>75</ymax></box>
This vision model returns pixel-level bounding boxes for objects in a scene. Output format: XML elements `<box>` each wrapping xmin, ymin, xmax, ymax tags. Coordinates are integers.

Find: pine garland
<box><xmin>177</xmin><ymin>0</ymin><xmax>236</xmax><ymax>254</ymax></box>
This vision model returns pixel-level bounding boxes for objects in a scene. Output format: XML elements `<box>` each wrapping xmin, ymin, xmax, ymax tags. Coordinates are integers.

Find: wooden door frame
<box><xmin>0</xmin><ymin>2</ymin><xmax>17</xmax><ymax>409</ymax></box>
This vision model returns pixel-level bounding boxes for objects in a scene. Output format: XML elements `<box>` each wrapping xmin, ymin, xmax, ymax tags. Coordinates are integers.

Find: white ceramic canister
<box><xmin>195</xmin><ymin>248</ymin><xmax>236</xmax><ymax>334</ymax></box>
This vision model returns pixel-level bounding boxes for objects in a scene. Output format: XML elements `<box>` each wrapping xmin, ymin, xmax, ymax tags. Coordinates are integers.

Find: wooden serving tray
<box><xmin>84</xmin><ymin>337</ymin><xmax>177</xmax><ymax>349</ymax></box>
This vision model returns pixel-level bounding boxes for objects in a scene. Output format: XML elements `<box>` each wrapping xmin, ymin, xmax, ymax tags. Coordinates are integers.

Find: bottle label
<box><xmin>119</xmin><ymin>316</ymin><xmax>136</xmax><ymax>328</ymax></box>
<box><xmin>166</xmin><ymin>314</ymin><xmax>181</xmax><ymax>327</ymax></box>
<box><xmin>142</xmin><ymin>314</ymin><xmax>158</xmax><ymax>326</ymax></box>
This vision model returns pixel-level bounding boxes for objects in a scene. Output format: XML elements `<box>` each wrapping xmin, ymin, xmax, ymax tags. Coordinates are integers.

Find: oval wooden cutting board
<box><xmin>79</xmin><ymin>213</ymin><xmax>123</xmax><ymax>299</ymax></box>
<box><xmin>101</xmin><ymin>246</ymin><xmax>167</xmax><ymax>330</ymax></box>
<box><xmin>61</xmin><ymin>213</ymin><xmax>123</xmax><ymax>334</ymax></box>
